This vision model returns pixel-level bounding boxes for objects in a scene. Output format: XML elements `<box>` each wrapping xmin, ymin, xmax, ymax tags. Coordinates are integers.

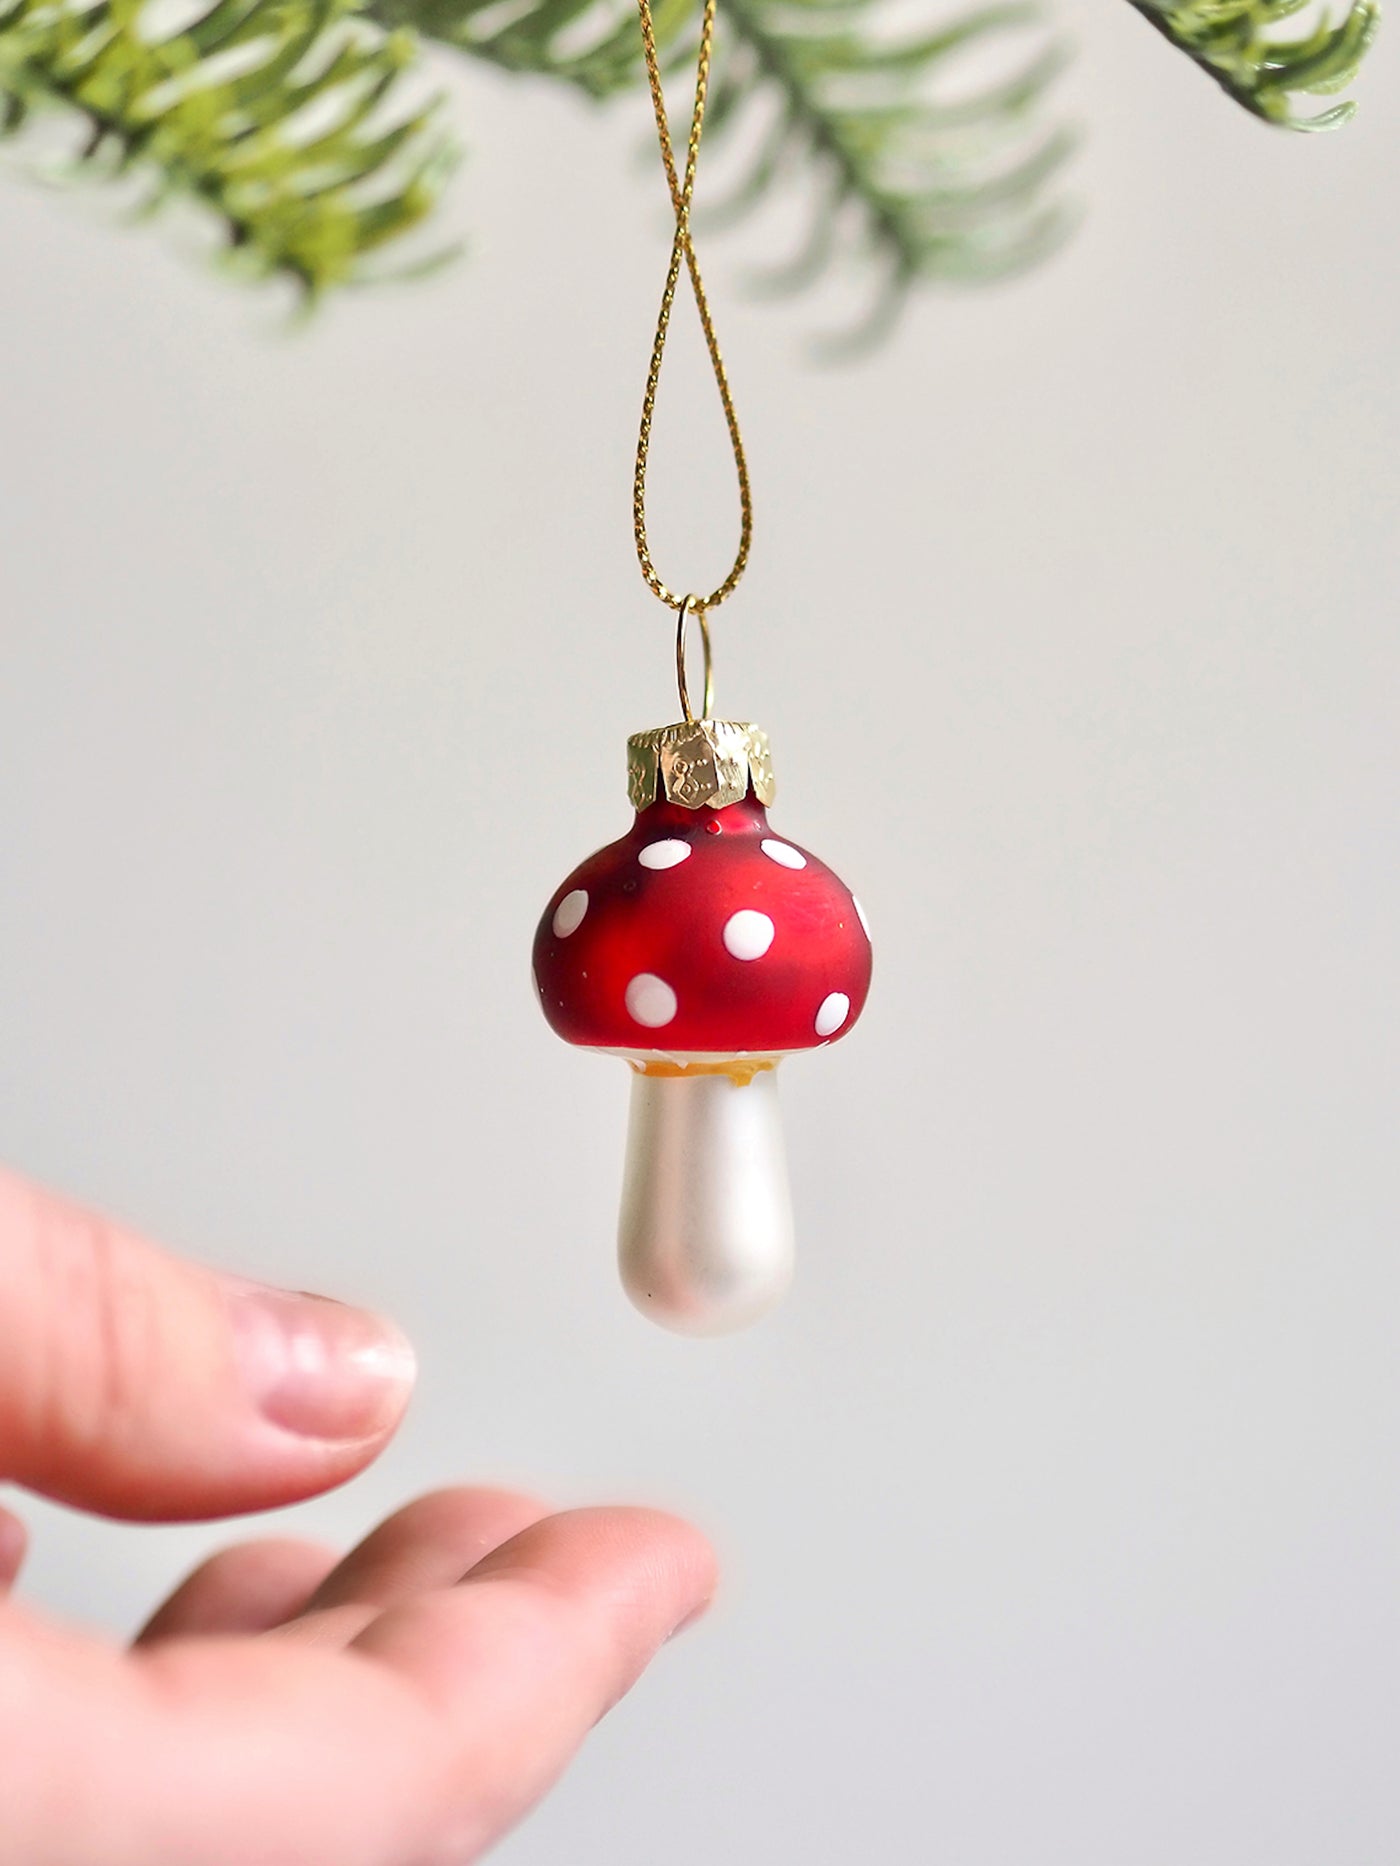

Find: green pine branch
<box><xmin>699</xmin><ymin>0</ymin><xmax>1078</xmax><ymax>345</ymax></box>
<box><xmin>1128</xmin><ymin>0</ymin><xmax>1380</xmax><ymax>130</ymax></box>
<box><xmin>0</xmin><ymin>0</ymin><xmax>1383</xmax><ymax>306</ymax></box>
<box><xmin>0</xmin><ymin>0</ymin><xmax>455</xmax><ymax>292</ymax></box>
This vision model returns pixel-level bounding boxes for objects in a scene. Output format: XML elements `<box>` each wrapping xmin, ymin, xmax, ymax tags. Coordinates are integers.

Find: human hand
<box><xmin>0</xmin><ymin>1166</ymin><xmax>715</xmax><ymax>1865</ymax></box>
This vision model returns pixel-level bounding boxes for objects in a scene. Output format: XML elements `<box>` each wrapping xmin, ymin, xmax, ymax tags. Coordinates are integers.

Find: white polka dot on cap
<box><xmin>552</xmin><ymin>890</ymin><xmax>588</xmax><ymax>938</ymax></box>
<box><xmin>638</xmin><ymin>840</ymin><xmax>691</xmax><ymax>871</ymax></box>
<box><xmin>815</xmin><ymin>991</ymin><xmax>850</xmax><ymax>1038</ymax></box>
<box><xmin>723</xmin><ymin>909</ymin><xmax>775</xmax><ymax>961</ymax></box>
<box><xmin>625</xmin><ymin>973</ymin><xmax>678</xmax><ymax>1028</ymax></box>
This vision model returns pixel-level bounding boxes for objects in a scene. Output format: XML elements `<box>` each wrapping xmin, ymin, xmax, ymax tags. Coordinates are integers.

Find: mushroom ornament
<box><xmin>533</xmin><ymin>717</ymin><xmax>872</xmax><ymax>1335</ymax></box>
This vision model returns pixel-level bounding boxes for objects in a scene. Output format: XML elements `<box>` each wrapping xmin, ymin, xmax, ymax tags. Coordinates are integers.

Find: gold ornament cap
<box><xmin>627</xmin><ymin>720</ymin><xmax>776</xmax><ymax>812</ymax></box>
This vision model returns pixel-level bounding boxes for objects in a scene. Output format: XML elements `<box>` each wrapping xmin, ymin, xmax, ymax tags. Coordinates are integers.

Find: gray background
<box><xmin>2</xmin><ymin>5</ymin><xmax>1399</xmax><ymax>1860</ymax></box>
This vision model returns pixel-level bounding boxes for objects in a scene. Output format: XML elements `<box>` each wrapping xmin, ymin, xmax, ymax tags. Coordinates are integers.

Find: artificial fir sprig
<box><xmin>1128</xmin><ymin>0</ymin><xmax>1380</xmax><ymax>129</ymax></box>
<box><xmin>0</xmin><ymin>0</ymin><xmax>454</xmax><ymax>291</ymax></box>
<box><xmin>699</xmin><ymin>0</ymin><xmax>1078</xmax><ymax>344</ymax></box>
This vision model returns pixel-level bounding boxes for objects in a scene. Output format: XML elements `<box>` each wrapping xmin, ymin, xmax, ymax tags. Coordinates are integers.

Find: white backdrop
<box><xmin>3</xmin><ymin>6</ymin><xmax>1399</xmax><ymax>1860</ymax></box>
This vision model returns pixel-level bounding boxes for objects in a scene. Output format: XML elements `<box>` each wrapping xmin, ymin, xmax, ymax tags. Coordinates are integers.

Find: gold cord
<box><xmin>634</xmin><ymin>0</ymin><xmax>752</xmax><ymax>658</ymax></box>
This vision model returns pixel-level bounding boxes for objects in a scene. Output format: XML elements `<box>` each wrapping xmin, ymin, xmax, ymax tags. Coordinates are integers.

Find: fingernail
<box><xmin>227</xmin><ymin>1284</ymin><xmax>417</xmax><ymax>1441</ymax></box>
<box><xmin>667</xmin><ymin>1595</ymin><xmax>714</xmax><ymax>1641</ymax></box>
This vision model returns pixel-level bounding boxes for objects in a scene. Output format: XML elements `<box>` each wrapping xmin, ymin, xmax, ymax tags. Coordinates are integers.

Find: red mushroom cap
<box><xmin>533</xmin><ymin>792</ymin><xmax>872</xmax><ymax>1057</ymax></box>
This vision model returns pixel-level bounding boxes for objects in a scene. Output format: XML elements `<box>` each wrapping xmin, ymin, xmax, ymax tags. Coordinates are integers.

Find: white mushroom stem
<box><xmin>617</xmin><ymin>1067</ymin><xmax>795</xmax><ymax>1336</ymax></box>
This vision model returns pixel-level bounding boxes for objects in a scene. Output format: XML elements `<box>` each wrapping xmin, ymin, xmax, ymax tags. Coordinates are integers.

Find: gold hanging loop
<box><xmin>675</xmin><ymin>595</ymin><xmax>715</xmax><ymax>723</ymax></box>
<box><xmin>634</xmin><ymin>0</ymin><xmax>752</xmax><ymax>634</ymax></box>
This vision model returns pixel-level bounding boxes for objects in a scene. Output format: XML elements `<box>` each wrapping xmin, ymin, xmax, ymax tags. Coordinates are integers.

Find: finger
<box><xmin>0</xmin><ymin>1166</ymin><xmax>415</xmax><ymax>1521</ymax></box>
<box><xmin>135</xmin><ymin>1538</ymin><xmax>339</xmax><ymax>1643</ymax></box>
<box><xmin>348</xmin><ymin>1507</ymin><xmax>717</xmax><ymax>1855</ymax></box>
<box><xmin>0</xmin><ymin>1505</ymin><xmax>27</xmax><ymax>1591</ymax></box>
<box><xmin>2</xmin><ymin>1508</ymin><xmax>716</xmax><ymax>1866</ymax></box>
<box><xmin>283</xmin><ymin>1487</ymin><xmax>550</xmax><ymax>1649</ymax></box>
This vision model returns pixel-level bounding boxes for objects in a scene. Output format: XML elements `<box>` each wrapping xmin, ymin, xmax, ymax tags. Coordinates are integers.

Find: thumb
<box><xmin>0</xmin><ymin>1167</ymin><xmax>416</xmax><ymax>1522</ymax></box>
